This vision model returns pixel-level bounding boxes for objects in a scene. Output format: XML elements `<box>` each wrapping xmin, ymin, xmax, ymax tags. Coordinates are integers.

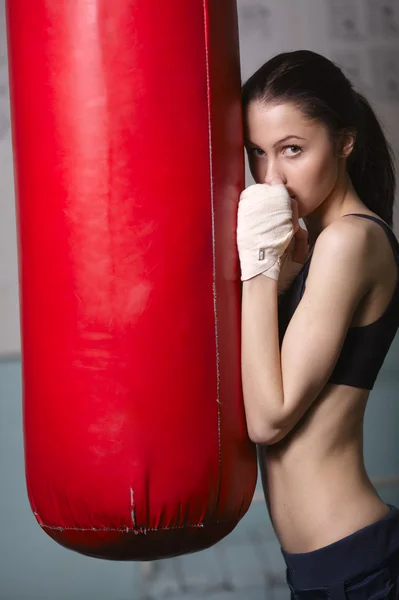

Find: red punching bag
<box><xmin>6</xmin><ymin>0</ymin><xmax>257</xmax><ymax>560</ymax></box>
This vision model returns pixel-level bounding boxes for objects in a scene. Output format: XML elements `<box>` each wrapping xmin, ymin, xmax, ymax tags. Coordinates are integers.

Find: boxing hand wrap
<box><xmin>237</xmin><ymin>184</ymin><xmax>294</xmax><ymax>282</ymax></box>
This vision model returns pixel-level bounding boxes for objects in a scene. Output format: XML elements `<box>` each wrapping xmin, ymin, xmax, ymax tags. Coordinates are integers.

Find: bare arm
<box><xmin>241</xmin><ymin>219</ymin><xmax>372</xmax><ymax>445</ymax></box>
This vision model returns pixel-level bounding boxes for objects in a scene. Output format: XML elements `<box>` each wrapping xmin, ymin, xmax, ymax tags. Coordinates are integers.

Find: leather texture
<box><xmin>6</xmin><ymin>0</ymin><xmax>257</xmax><ymax>560</ymax></box>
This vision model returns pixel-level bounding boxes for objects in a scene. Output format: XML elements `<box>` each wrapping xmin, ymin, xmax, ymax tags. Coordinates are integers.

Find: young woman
<box><xmin>237</xmin><ymin>50</ymin><xmax>399</xmax><ymax>598</ymax></box>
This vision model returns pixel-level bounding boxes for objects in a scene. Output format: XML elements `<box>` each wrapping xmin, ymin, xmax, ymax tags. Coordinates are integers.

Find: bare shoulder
<box><xmin>308</xmin><ymin>214</ymin><xmax>397</xmax><ymax>298</ymax></box>
<box><xmin>310</xmin><ymin>217</ymin><xmax>373</xmax><ymax>279</ymax></box>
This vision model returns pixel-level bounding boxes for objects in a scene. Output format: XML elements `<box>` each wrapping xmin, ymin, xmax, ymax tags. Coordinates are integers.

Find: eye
<box><xmin>283</xmin><ymin>145</ymin><xmax>303</xmax><ymax>157</ymax></box>
<box><xmin>247</xmin><ymin>146</ymin><xmax>265</xmax><ymax>157</ymax></box>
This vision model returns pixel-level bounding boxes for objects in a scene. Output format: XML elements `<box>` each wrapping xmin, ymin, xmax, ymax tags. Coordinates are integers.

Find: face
<box><xmin>244</xmin><ymin>101</ymin><xmax>346</xmax><ymax>218</ymax></box>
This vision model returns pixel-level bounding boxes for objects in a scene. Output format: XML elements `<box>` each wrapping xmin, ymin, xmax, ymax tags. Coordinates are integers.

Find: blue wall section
<box><xmin>1</xmin><ymin>334</ymin><xmax>398</xmax><ymax>599</ymax></box>
<box><xmin>0</xmin><ymin>360</ymin><xmax>142</xmax><ymax>600</ymax></box>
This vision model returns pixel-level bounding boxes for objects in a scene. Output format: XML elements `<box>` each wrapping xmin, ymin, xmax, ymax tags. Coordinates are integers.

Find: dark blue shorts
<box><xmin>282</xmin><ymin>504</ymin><xmax>399</xmax><ymax>599</ymax></box>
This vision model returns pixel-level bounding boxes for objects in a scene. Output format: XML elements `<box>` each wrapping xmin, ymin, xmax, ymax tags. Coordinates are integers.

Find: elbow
<box><xmin>243</xmin><ymin>391</ymin><xmax>293</xmax><ymax>445</ymax></box>
<box><xmin>247</xmin><ymin>420</ymin><xmax>287</xmax><ymax>446</ymax></box>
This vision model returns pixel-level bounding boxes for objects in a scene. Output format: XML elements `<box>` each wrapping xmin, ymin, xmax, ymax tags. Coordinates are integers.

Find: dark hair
<box><xmin>242</xmin><ymin>50</ymin><xmax>396</xmax><ymax>226</ymax></box>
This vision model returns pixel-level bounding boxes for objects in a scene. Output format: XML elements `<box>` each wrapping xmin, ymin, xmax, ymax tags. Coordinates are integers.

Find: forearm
<box><xmin>241</xmin><ymin>275</ymin><xmax>285</xmax><ymax>443</ymax></box>
<box><xmin>237</xmin><ymin>182</ymin><xmax>298</xmax><ymax>443</ymax></box>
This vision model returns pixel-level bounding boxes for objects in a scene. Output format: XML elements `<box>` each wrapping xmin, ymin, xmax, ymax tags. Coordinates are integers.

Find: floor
<box><xmin>138</xmin><ymin>496</ymin><xmax>289</xmax><ymax>600</ymax></box>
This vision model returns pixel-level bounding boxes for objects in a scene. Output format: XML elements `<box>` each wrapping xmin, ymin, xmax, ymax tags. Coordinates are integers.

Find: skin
<box><xmin>241</xmin><ymin>100</ymin><xmax>397</xmax><ymax>553</ymax></box>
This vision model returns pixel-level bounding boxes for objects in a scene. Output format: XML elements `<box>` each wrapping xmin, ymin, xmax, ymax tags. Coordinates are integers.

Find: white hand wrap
<box><xmin>237</xmin><ymin>184</ymin><xmax>294</xmax><ymax>282</ymax></box>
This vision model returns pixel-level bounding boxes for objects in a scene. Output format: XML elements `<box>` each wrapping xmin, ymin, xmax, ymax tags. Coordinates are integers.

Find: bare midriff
<box><xmin>259</xmin><ymin>383</ymin><xmax>390</xmax><ymax>554</ymax></box>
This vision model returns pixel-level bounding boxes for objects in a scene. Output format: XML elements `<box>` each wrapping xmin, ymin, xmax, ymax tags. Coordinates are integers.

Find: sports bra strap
<box><xmin>343</xmin><ymin>213</ymin><xmax>399</xmax><ymax>260</ymax></box>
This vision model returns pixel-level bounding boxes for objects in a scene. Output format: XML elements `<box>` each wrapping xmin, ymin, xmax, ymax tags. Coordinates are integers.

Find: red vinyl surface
<box><xmin>6</xmin><ymin>0</ymin><xmax>257</xmax><ymax>560</ymax></box>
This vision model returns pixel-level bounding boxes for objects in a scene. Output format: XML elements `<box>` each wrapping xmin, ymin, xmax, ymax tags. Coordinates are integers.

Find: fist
<box><xmin>237</xmin><ymin>183</ymin><xmax>295</xmax><ymax>282</ymax></box>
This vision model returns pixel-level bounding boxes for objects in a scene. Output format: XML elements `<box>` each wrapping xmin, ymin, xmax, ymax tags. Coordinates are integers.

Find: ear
<box><xmin>338</xmin><ymin>129</ymin><xmax>356</xmax><ymax>159</ymax></box>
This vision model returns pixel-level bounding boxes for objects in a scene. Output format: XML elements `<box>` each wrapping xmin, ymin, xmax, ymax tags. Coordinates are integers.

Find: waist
<box><xmin>282</xmin><ymin>504</ymin><xmax>399</xmax><ymax>588</ymax></box>
<box><xmin>263</xmin><ymin>450</ymin><xmax>381</xmax><ymax>552</ymax></box>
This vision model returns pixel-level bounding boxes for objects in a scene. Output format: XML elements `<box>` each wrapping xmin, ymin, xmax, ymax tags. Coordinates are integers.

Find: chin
<box><xmin>297</xmin><ymin>199</ymin><xmax>320</xmax><ymax>219</ymax></box>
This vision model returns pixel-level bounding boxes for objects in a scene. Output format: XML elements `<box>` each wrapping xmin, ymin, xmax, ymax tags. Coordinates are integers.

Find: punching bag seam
<box><xmin>38</xmin><ymin>521</ymin><xmax>237</xmax><ymax>532</ymax></box>
<box><xmin>202</xmin><ymin>0</ymin><xmax>223</xmax><ymax>517</ymax></box>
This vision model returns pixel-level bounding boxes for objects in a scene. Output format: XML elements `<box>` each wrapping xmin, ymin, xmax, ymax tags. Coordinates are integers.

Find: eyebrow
<box><xmin>245</xmin><ymin>135</ymin><xmax>306</xmax><ymax>148</ymax></box>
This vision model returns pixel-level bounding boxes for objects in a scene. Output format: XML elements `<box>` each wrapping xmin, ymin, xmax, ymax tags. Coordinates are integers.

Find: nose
<box><xmin>264</xmin><ymin>163</ymin><xmax>285</xmax><ymax>186</ymax></box>
<box><xmin>266</xmin><ymin>175</ymin><xmax>284</xmax><ymax>186</ymax></box>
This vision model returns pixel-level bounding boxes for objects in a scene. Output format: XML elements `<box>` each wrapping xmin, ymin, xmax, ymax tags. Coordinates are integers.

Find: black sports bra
<box><xmin>278</xmin><ymin>214</ymin><xmax>399</xmax><ymax>390</ymax></box>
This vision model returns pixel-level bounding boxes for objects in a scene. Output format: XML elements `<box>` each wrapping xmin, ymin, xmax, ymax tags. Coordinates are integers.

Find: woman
<box><xmin>237</xmin><ymin>50</ymin><xmax>399</xmax><ymax>598</ymax></box>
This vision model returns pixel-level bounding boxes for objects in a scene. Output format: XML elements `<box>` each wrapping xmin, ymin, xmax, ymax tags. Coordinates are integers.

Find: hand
<box><xmin>292</xmin><ymin>226</ymin><xmax>309</xmax><ymax>263</ymax></box>
<box><xmin>278</xmin><ymin>229</ymin><xmax>309</xmax><ymax>294</ymax></box>
<box><xmin>288</xmin><ymin>195</ymin><xmax>307</xmax><ymax>261</ymax></box>
<box><xmin>237</xmin><ymin>181</ymin><xmax>295</xmax><ymax>282</ymax></box>
<box><xmin>277</xmin><ymin>195</ymin><xmax>309</xmax><ymax>293</ymax></box>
